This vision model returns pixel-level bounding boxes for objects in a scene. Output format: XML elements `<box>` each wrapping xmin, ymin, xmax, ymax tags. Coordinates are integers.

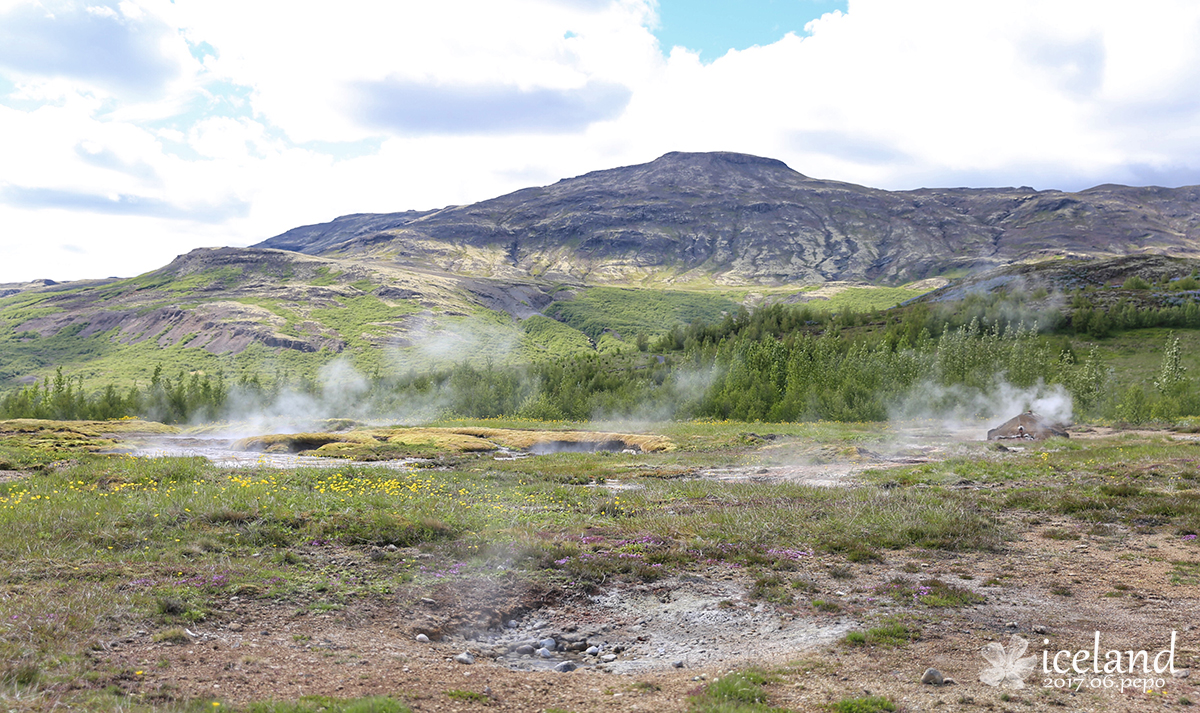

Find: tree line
<box><xmin>2</xmin><ymin>298</ymin><xmax>1197</xmax><ymax>425</ymax></box>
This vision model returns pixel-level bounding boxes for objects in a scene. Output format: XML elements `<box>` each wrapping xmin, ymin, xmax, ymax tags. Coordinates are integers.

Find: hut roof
<box><xmin>986</xmin><ymin>411</ymin><xmax>1069</xmax><ymax>441</ymax></box>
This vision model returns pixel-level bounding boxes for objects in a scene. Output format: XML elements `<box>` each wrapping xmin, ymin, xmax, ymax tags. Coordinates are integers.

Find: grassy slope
<box><xmin>1075</xmin><ymin>327</ymin><xmax>1200</xmax><ymax>384</ymax></box>
<box><xmin>3</xmin><ymin>276</ymin><xmax>926</xmax><ymax>391</ymax></box>
<box><xmin>542</xmin><ymin>285</ymin><xmax>929</xmax><ymax>343</ymax></box>
<box><xmin>544</xmin><ymin>287</ymin><xmax>741</xmax><ymax>340</ymax></box>
<box><xmin>0</xmin><ymin>268</ymin><xmax>439</xmax><ymax>388</ymax></box>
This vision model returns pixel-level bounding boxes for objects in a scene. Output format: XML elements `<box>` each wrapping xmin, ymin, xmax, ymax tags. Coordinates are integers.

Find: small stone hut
<box><xmin>986</xmin><ymin>411</ymin><xmax>1069</xmax><ymax>441</ymax></box>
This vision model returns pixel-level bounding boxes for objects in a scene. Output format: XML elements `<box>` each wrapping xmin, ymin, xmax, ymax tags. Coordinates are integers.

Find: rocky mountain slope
<box><xmin>0</xmin><ymin>246</ymin><xmax>581</xmax><ymax>385</ymax></box>
<box><xmin>5</xmin><ymin>151</ymin><xmax>1200</xmax><ymax>388</ymax></box>
<box><xmin>258</xmin><ymin>151</ymin><xmax>1200</xmax><ymax>286</ymax></box>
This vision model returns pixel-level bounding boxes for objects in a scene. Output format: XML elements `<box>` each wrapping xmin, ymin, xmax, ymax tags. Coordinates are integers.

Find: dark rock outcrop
<box><xmin>254</xmin><ymin>151</ymin><xmax>1200</xmax><ymax>285</ymax></box>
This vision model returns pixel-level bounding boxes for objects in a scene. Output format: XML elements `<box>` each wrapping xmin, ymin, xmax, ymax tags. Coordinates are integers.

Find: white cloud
<box><xmin>3</xmin><ymin>0</ymin><xmax>1200</xmax><ymax>283</ymax></box>
<box><xmin>188</xmin><ymin>116</ymin><xmax>267</xmax><ymax>160</ymax></box>
<box><xmin>0</xmin><ymin>0</ymin><xmax>193</xmax><ymax>98</ymax></box>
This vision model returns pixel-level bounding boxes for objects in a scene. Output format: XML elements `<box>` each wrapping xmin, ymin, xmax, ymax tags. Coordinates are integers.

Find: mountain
<box><xmin>256</xmin><ymin>151</ymin><xmax>1200</xmax><ymax>286</ymax></box>
<box><xmin>4</xmin><ymin>151</ymin><xmax>1200</xmax><ymax>388</ymax></box>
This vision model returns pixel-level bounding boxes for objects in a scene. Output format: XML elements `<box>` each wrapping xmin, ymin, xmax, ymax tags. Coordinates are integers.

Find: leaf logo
<box><xmin>980</xmin><ymin>634</ymin><xmax>1038</xmax><ymax>688</ymax></box>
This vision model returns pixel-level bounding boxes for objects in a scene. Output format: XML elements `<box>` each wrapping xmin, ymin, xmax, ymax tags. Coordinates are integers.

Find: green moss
<box><xmin>545</xmin><ymin>286</ymin><xmax>739</xmax><ymax>339</ymax></box>
<box><xmin>829</xmin><ymin>696</ymin><xmax>896</xmax><ymax>713</ymax></box>
<box><xmin>309</xmin><ymin>295</ymin><xmax>421</xmax><ymax>369</ymax></box>
<box><xmin>595</xmin><ymin>332</ymin><xmax>630</xmax><ymax>354</ymax></box>
<box><xmin>521</xmin><ymin>316</ymin><xmax>594</xmax><ymax>360</ymax></box>
<box><xmin>309</xmin><ymin>266</ymin><xmax>343</xmax><ymax>286</ymax></box>
<box><xmin>844</xmin><ymin>619</ymin><xmax>916</xmax><ymax>647</ymax></box>
<box><xmin>805</xmin><ymin>287</ymin><xmax>927</xmax><ymax>313</ymax></box>
<box><xmin>234</xmin><ymin>298</ymin><xmax>304</xmax><ymax>336</ymax></box>
<box><xmin>125</xmin><ymin>266</ymin><xmax>245</xmax><ymax>293</ymax></box>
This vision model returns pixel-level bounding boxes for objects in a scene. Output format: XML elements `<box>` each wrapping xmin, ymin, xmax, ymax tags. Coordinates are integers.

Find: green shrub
<box><xmin>829</xmin><ymin>696</ymin><xmax>896</xmax><ymax>713</ymax></box>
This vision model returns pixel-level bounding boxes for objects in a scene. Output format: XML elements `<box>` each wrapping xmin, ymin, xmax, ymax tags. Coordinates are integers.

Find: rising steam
<box><xmin>891</xmin><ymin>378</ymin><xmax>1073</xmax><ymax>435</ymax></box>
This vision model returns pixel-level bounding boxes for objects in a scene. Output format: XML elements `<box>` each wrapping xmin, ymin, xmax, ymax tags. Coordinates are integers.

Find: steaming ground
<box><xmin>47</xmin><ymin>419</ymin><xmax>1200</xmax><ymax>711</ymax></box>
<box><xmin>124</xmin><ymin>435</ymin><xmax>422</xmax><ymax>469</ymax></box>
<box><xmin>692</xmin><ymin>419</ymin><xmax>983</xmax><ymax>487</ymax></box>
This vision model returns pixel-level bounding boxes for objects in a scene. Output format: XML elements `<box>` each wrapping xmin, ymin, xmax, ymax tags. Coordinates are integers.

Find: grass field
<box><xmin>2</xmin><ymin>417</ymin><xmax>1199</xmax><ymax>710</ymax></box>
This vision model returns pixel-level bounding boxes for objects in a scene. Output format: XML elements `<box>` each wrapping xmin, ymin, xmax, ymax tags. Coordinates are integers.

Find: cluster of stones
<box><xmin>421</xmin><ymin>619</ymin><xmax>634</xmax><ymax>673</ymax></box>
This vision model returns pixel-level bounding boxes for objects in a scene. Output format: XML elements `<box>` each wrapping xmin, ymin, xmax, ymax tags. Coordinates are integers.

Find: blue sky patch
<box><xmin>654</xmin><ymin>0</ymin><xmax>846</xmax><ymax>60</ymax></box>
<box><xmin>296</xmin><ymin>137</ymin><xmax>386</xmax><ymax>162</ymax></box>
<box><xmin>187</xmin><ymin>38</ymin><xmax>218</xmax><ymax>63</ymax></box>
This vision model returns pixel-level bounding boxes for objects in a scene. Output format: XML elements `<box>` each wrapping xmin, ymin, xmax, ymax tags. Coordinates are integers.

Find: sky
<box><xmin>2</xmin><ymin>0</ymin><xmax>1200</xmax><ymax>283</ymax></box>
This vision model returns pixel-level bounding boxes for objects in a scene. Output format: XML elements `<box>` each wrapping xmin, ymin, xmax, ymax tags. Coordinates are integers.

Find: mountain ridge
<box><xmin>255</xmin><ymin>151</ymin><xmax>1200</xmax><ymax>286</ymax></box>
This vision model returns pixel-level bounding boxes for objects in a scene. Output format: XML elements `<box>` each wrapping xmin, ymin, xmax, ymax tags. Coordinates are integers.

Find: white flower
<box><xmin>980</xmin><ymin>634</ymin><xmax>1038</xmax><ymax>688</ymax></box>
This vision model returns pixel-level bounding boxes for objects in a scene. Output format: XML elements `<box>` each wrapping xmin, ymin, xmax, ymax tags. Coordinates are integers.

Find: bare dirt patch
<box><xmin>0</xmin><ymin>469</ymin><xmax>27</xmax><ymax>482</ymax></box>
<box><xmin>76</xmin><ymin>520</ymin><xmax>1200</xmax><ymax>712</ymax></box>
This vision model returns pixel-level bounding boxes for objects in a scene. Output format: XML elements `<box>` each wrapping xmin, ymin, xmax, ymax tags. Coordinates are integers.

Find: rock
<box><xmin>921</xmin><ymin>668</ymin><xmax>944</xmax><ymax>685</ymax></box>
<box><xmin>673</xmin><ymin>660</ymin><xmax>685</xmax><ymax>668</ymax></box>
<box><xmin>1174</xmin><ymin>669</ymin><xmax>1191</xmax><ymax>679</ymax></box>
<box><xmin>585</xmin><ymin>646</ymin><xmax>600</xmax><ymax>656</ymax></box>
<box><xmin>1031</xmin><ymin>624</ymin><xmax>1050</xmax><ymax>634</ymax></box>
<box><xmin>532</xmin><ymin>620</ymin><xmax>549</xmax><ymax>630</ymax></box>
<box><xmin>1005</xmin><ymin>622</ymin><xmax>1018</xmax><ymax>629</ymax></box>
<box><xmin>514</xmin><ymin>644</ymin><xmax>535</xmax><ymax>656</ymax></box>
<box><xmin>536</xmin><ymin>647</ymin><xmax>554</xmax><ymax>658</ymax></box>
<box><xmin>553</xmin><ymin>661</ymin><xmax>577</xmax><ymax>673</ymax></box>
<box><xmin>454</xmin><ymin>652</ymin><xmax>475</xmax><ymax>665</ymax></box>
<box><xmin>228</xmin><ymin>622</ymin><xmax>243</xmax><ymax>632</ymax></box>
<box><xmin>602</xmin><ymin>654</ymin><xmax>618</xmax><ymax>663</ymax></box>
<box><xmin>257</xmin><ymin>153</ymin><xmax>1200</xmax><ymax>290</ymax></box>
<box><xmin>385</xmin><ymin>544</ymin><xmax>398</xmax><ymax>552</ymax></box>
<box><xmin>567</xmin><ymin>641</ymin><xmax>588</xmax><ymax>652</ymax></box>
<box><xmin>415</xmin><ymin>634</ymin><xmax>431</xmax><ymax>644</ymax></box>
<box><xmin>420</xmin><ymin>597</ymin><xmax>437</xmax><ymax>606</ymax></box>
<box><xmin>413</xmin><ymin>623</ymin><xmax>443</xmax><ymax>639</ymax></box>
<box><xmin>506</xmin><ymin>620</ymin><xmax>519</xmax><ymax>629</ymax></box>
<box><xmin>540</xmin><ymin>638</ymin><xmax>557</xmax><ymax>650</ymax></box>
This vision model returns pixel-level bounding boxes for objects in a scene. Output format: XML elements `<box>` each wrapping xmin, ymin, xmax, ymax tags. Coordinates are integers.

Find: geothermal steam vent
<box><xmin>986</xmin><ymin>411</ymin><xmax>1070</xmax><ymax>441</ymax></box>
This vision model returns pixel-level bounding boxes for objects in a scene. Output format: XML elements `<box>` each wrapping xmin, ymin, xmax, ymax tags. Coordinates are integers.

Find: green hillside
<box><xmin>0</xmin><ymin>241</ymin><xmax>935</xmax><ymax>394</ymax></box>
